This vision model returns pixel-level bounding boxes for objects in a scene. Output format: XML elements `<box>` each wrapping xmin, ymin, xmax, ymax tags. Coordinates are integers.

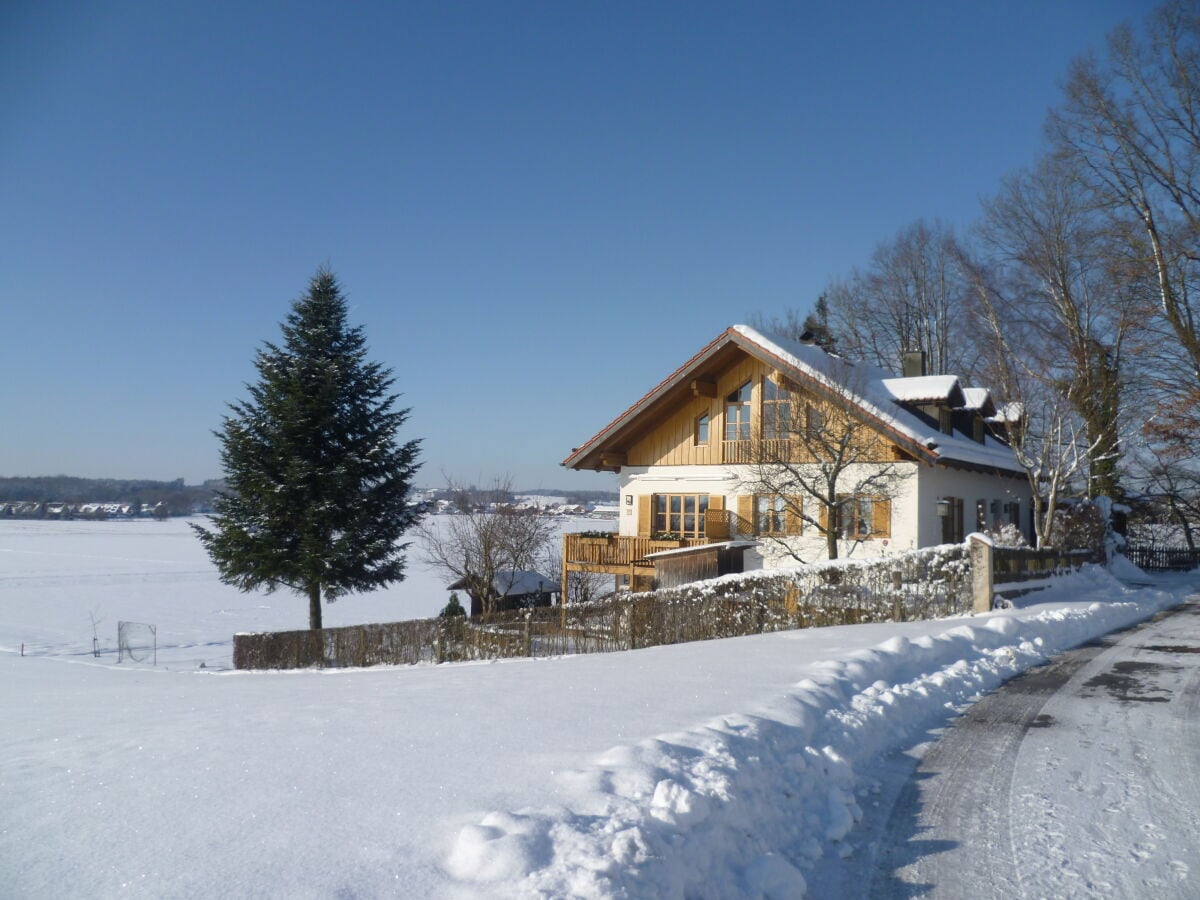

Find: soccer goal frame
<box><xmin>117</xmin><ymin>621</ymin><xmax>157</xmax><ymax>665</ymax></box>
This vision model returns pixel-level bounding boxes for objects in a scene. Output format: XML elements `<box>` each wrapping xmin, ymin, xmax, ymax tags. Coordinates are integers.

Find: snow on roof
<box><xmin>879</xmin><ymin>374</ymin><xmax>962</xmax><ymax>404</ymax></box>
<box><xmin>731</xmin><ymin>325</ymin><xmax>1025</xmax><ymax>475</ymax></box>
<box><xmin>959</xmin><ymin>387</ymin><xmax>990</xmax><ymax>409</ymax></box>
<box><xmin>492</xmin><ymin>570</ymin><xmax>558</xmax><ymax>597</ymax></box>
<box><xmin>447</xmin><ymin>569</ymin><xmax>559</xmax><ymax>597</ymax></box>
<box><xmin>988</xmin><ymin>401</ymin><xmax>1024</xmax><ymax>424</ymax></box>
<box><xmin>643</xmin><ymin>540</ymin><xmax>760</xmax><ymax>560</ymax></box>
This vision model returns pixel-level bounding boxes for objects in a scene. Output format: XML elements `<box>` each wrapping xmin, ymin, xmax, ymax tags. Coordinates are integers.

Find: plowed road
<box><xmin>813</xmin><ymin>599</ymin><xmax>1200</xmax><ymax>899</ymax></box>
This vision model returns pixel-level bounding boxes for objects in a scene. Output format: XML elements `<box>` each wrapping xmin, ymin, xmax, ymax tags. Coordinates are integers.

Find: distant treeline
<box><xmin>0</xmin><ymin>476</ymin><xmax>222</xmax><ymax>516</ymax></box>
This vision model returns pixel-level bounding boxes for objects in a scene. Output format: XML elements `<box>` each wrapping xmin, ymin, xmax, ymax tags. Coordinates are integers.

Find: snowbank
<box><xmin>446</xmin><ymin>567</ymin><xmax>1187</xmax><ymax>897</ymax></box>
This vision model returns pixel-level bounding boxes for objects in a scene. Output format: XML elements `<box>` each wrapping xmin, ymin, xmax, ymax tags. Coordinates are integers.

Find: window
<box><xmin>1004</xmin><ymin>500</ymin><xmax>1021</xmax><ymax>530</ymax></box>
<box><xmin>973</xmin><ymin>417</ymin><xmax>986</xmax><ymax>443</ymax></box>
<box><xmin>835</xmin><ymin>495</ymin><xmax>889</xmax><ymax>539</ymax></box>
<box><xmin>762</xmin><ymin>377</ymin><xmax>793</xmax><ymax>439</ymax></box>
<box><xmin>694</xmin><ymin>413</ymin><xmax>710</xmax><ymax>446</ymax></box>
<box><xmin>938</xmin><ymin>407</ymin><xmax>954</xmax><ymax>435</ymax></box>
<box><xmin>805</xmin><ymin>403</ymin><xmax>824</xmax><ymax>439</ymax></box>
<box><xmin>756</xmin><ymin>495</ymin><xmax>789</xmax><ymax>535</ymax></box>
<box><xmin>939</xmin><ymin>496</ymin><xmax>964</xmax><ymax>543</ymax></box>
<box><xmin>653</xmin><ymin>493</ymin><xmax>709</xmax><ymax>538</ymax></box>
<box><xmin>725</xmin><ymin>382</ymin><xmax>752</xmax><ymax>441</ymax></box>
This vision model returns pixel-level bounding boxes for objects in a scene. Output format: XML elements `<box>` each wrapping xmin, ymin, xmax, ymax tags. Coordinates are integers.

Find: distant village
<box><xmin>0</xmin><ymin>489</ymin><xmax>620</xmax><ymax>522</ymax></box>
<box><xmin>413</xmin><ymin>489</ymin><xmax>620</xmax><ymax>520</ymax></box>
<box><xmin>0</xmin><ymin>500</ymin><xmax>173</xmax><ymax>520</ymax></box>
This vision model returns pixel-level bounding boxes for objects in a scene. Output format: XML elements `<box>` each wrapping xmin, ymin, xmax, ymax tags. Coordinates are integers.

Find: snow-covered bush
<box><xmin>986</xmin><ymin>522</ymin><xmax>1029</xmax><ymax>548</ymax></box>
<box><xmin>1047</xmin><ymin>500</ymin><xmax>1106</xmax><ymax>553</ymax></box>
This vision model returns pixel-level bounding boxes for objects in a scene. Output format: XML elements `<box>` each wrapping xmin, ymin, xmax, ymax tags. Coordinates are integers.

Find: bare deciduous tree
<box><xmin>975</xmin><ymin>154</ymin><xmax>1139</xmax><ymax>498</ymax></box>
<box><xmin>737</xmin><ymin>366</ymin><xmax>909</xmax><ymax>561</ymax></box>
<box><xmin>543</xmin><ymin>542</ymin><xmax>613</xmax><ymax>604</ymax></box>
<box><xmin>416</xmin><ymin>478</ymin><xmax>558</xmax><ymax>615</ymax></box>
<box><xmin>1131</xmin><ymin>417</ymin><xmax>1200</xmax><ymax>549</ymax></box>
<box><xmin>822</xmin><ymin>219</ymin><xmax>979</xmax><ymax>378</ymax></box>
<box><xmin>966</xmin><ymin>262</ymin><xmax>1108</xmax><ymax>547</ymax></box>
<box><xmin>1050</xmin><ymin>0</ymin><xmax>1200</xmax><ymax>429</ymax></box>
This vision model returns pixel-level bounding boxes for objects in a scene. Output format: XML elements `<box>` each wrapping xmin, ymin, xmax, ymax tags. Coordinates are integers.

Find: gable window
<box><xmin>835</xmin><ymin>495</ymin><xmax>890</xmax><ymax>539</ymax></box>
<box><xmin>805</xmin><ymin>403</ymin><xmax>824</xmax><ymax>439</ymax></box>
<box><xmin>694</xmin><ymin>412</ymin><xmax>710</xmax><ymax>446</ymax></box>
<box><xmin>762</xmin><ymin>377</ymin><xmax>793</xmax><ymax>440</ymax></box>
<box><xmin>653</xmin><ymin>493</ymin><xmax>709</xmax><ymax>538</ymax></box>
<box><xmin>725</xmin><ymin>382</ymin><xmax>752</xmax><ymax>441</ymax></box>
<box><xmin>973</xmin><ymin>417</ymin><xmax>986</xmax><ymax>443</ymax></box>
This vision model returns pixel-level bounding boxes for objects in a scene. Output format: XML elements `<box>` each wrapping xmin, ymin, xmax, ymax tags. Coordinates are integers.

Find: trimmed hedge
<box><xmin>233</xmin><ymin>545</ymin><xmax>974</xmax><ymax>670</ymax></box>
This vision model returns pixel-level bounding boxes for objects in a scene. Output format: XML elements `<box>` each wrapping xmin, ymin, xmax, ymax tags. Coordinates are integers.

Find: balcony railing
<box><xmin>563</xmin><ymin>533</ymin><xmax>711</xmax><ymax>569</ymax></box>
<box><xmin>721</xmin><ymin>438</ymin><xmax>794</xmax><ymax>464</ymax></box>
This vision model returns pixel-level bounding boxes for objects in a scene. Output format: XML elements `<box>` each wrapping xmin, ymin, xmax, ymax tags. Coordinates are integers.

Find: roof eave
<box><xmin>562</xmin><ymin>327</ymin><xmax>739</xmax><ymax>471</ymax></box>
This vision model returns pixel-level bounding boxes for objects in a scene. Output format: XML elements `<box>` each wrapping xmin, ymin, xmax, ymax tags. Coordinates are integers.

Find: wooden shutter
<box><xmin>705</xmin><ymin>495</ymin><xmax>729</xmax><ymax>540</ymax></box>
<box><xmin>637</xmin><ymin>495</ymin><xmax>653</xmax><ymax>538</ymax></box>
<box><xmin>872</xmin><ymin>497</ymin><xmax>891</xmax><ymax>537</ymax></box>
<box><xmin>786</xmin><ymin>495</ymin><xmax>803</xmax><ymax>535</ymax></box>
<box><xmin>735</xmin><ymin>495</ymin><xmax>755</xmax><ymax>536</ymax></box>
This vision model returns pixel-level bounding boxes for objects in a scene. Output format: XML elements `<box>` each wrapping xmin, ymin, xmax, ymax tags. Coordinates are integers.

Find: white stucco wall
<box><xmin>913</xmin><ymin>465</ymin><xmax>1033</xmax><ymax>545</ymax></box>
<box><xmin>617</xmin><ymin>462</ymin><xmax>1033</xmax><ymax>571</ymax></box>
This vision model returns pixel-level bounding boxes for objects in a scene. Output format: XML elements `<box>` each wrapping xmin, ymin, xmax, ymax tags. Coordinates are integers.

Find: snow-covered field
<box><xmin>1</xmin><ymin>519</ymin><xmax>1195</xmax><ymax>897</ymax></box>
<box><xmin>0</xmin><ymin>516</ymin><xmax>609</xmax><ymax>666</ymax></box>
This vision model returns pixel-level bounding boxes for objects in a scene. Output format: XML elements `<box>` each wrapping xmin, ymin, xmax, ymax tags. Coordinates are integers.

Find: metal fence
<box><xmin>1123</xmin><ymin>545</ymin><xmax>1200</xmax><ymax>572</ymax></box>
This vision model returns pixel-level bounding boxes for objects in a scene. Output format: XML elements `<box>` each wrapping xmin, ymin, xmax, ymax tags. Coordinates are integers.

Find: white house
<box><xmin>561</xmin><ymin>325</ymin><xmax>1032</xmax><ymax>591</ymax></box>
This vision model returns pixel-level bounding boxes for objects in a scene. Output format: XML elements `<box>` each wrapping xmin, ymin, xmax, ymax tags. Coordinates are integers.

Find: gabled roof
<box><xmin>448</xmin><ymin>569</ymin><xmax>559</xmax><ymax>597</ymax></box>
<box><xmin>959</xmin><ymin>387</ymin><xmax>997</xmax><ymax>417</ymax></box>
<box><xmin>563</xmin><ymin>325</ymin><xmax>1025</xmax><ymax>476</ymax></box>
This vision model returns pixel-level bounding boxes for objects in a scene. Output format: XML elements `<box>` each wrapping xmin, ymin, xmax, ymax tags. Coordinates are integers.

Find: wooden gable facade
<box><xmin>568</xmin><ymin>336</ymin><xmax>920</xmax><ymax>474</ymax></box>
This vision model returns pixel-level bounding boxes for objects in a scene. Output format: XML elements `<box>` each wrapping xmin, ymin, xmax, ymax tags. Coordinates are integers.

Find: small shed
<box><xmin>644</xmin><ymin>541</ymin><xmax>759</xmax><ymax>590</ymax></box>
<box><xmin>448</xmin><ymin>569</ymin><xmax>562</xmax><ymax>617</ymax></box>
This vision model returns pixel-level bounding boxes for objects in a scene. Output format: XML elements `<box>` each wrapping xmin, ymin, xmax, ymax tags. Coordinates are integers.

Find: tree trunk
<box><xmin>826</xmin><ymin>517</ymin><xmax>839</xmax><ymax>560</ymax></box>
<box><xmin>308</xmin><ymin>582</ymin><xmax>322</xmax><ymax>630</ymax></box>
<box><xmin>1172</xmin><ymin>503</ymin><xmax>1196</xmax><ymax>552</ymax></box>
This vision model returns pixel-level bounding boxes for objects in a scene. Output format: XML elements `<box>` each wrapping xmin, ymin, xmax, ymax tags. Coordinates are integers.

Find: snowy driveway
<box><xmin>860</xmin><ymin>599</ymin><xmax>1200</xmax><ymax>899</ymax></box>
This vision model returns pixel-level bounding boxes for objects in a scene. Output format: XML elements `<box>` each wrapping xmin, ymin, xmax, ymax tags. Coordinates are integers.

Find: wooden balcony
<box><xmin>561</xmin><ymin>533</ymin><xmax>712</xmax><ymax>596</ymax></box>
<box><xmin>563</xmin><ymin>533</ymin><xmax>711</xmax><ymax>569</ymax></box>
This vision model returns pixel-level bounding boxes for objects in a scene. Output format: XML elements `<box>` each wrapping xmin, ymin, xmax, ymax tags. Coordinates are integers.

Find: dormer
<box><xmin>957</xmin><ymin>387</ymin><xmax>997</xmax><ymax>444</ymax></box>
<box><xmin>880</xmin><ymin>375</ymin><xmax>966</xmax><ymax>435</ymax></box>
<box><xmin>986</xmin><ymin>401</ymin><xmax>1025</xmax><ymax>445</ymax></box>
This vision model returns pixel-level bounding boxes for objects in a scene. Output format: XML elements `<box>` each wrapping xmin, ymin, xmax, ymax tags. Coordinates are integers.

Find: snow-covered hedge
<box><xmin>234</xmin><ymin>545</ymin><xmax>975</xmax><ymax>670</ymax></box>
<box><xmin>622</xmin><ymin>543</ymin><xmax>972</xmax><ymax>623</ymax></box>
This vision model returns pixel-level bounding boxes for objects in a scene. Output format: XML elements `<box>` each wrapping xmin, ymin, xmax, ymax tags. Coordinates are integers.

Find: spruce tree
<box><xmin>439</xmin><ymin>592</ymin><xmax>466</xmax><ymax>618</ymax></box>
<box><xmin>194</xmin><ymin>268</ymin><xmax>424</xmax><ymax>629</ymax></box>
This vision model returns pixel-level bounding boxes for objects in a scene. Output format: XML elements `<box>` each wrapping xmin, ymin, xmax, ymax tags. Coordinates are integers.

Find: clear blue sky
<box><xmin>1</xmin><ymin>0</ymin><xmax>1147</xmax><ymax>492</ymax></box>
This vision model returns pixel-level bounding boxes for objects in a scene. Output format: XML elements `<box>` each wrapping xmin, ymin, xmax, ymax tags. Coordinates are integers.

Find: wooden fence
<box><xmin>233</xmin><ymin>545</ymin><xmax>975</xmax><ymax>670</ymax></box>
<box><xmin>992</xmin><ymin>546</ymin><xmax>1098</xmax><ymax>586</ymax></box>
<box><xmin>234</xmin><ymin>541</ymin><xmax>1113</xmax><ymax>670</ymax></box>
